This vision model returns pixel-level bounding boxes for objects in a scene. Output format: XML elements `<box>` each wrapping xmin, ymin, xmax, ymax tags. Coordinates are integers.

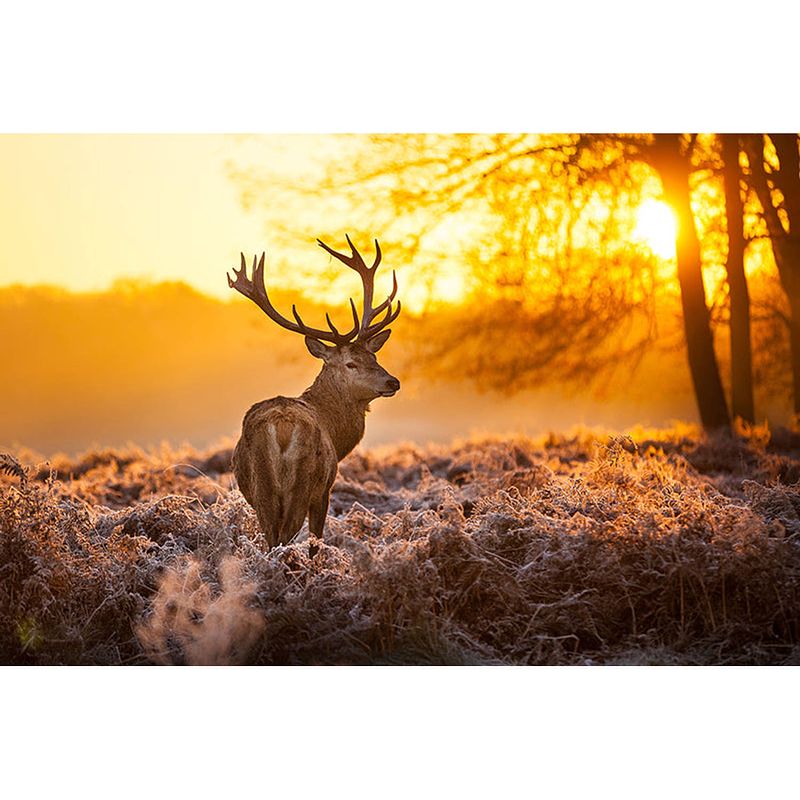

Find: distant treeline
<box><xmin>0</xmin><ymin>280</ymin><xmax>747</xmax><ymax>455</ymax></box>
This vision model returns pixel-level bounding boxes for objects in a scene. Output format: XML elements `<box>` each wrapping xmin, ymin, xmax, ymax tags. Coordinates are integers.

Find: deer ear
<box><xmin>305</xmin><ymin>336</ymin><xmax>333</xmax><ymax>360</ymax></box>
<box><xmin>365</xmin><ymin>329</ymin><xmax>392</xmax><ymax>353</ymax></box>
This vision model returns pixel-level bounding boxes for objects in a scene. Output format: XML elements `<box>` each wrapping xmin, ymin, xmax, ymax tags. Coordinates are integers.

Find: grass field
<box><xmin>2</xmin><ymin>424</ymin><xmax>800</xmax><ymax>665</ymax></box>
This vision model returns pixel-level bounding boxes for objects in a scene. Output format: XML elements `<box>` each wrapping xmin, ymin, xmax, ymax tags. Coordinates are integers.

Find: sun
<box><xmin>633</xmin><ymin>199</ymin><xmax>677</xmax><ymax>260</ymax></box>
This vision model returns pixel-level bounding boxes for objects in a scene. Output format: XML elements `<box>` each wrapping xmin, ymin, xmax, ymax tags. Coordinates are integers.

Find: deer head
<box><xmin>228</xmin><ymin>235</ymin><xmax>401</xmax><ymax>401</ymax></box>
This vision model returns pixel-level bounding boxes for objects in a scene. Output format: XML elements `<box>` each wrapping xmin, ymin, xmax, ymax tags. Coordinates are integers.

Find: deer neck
<box><xmin>301</xmin><ymin>371</ymin><xmax>369</xmax><ymax>461</ymax></box>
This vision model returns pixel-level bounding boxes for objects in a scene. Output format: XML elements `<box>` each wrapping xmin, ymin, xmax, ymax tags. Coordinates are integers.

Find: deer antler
<box><xmin>228</xmin><ymin>237</ymin><xmax>401</xmax><ymax>346</ymax></box>
<box><xmin>227</xmin><ymin>252</ymin><xmax>360</xmax><ymax>345</ymax></box>
<box><xmin>316</xmin><ymin>234</ymin><xmax>401</xmax><ymax>341</ymax></box>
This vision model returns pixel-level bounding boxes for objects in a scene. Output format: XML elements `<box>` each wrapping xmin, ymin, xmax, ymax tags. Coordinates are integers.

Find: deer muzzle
<box><xmin>379</xmin><ymin>376</ymin><xmax>401</xmax><ymax>397</ymax></box>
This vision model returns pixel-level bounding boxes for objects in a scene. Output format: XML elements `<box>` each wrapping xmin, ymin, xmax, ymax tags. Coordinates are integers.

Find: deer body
<box><xmin>227</xmin><ymin>237</ymin><xmax>401</xmax><ymax>552</ymax></box>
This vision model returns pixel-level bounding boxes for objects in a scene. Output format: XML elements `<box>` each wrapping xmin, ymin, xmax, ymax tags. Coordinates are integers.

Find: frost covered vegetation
<box><xmin>2</xmin><ymin>426</ymin><xmax>800</xmax><ymax>666</ymax></box>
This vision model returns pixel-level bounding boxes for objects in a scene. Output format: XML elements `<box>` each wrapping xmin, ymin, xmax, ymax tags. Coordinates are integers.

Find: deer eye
<box><xmin>346</xmin><ymin>362</ymin><xmax>358</xmax><ymax>369</ymax></box>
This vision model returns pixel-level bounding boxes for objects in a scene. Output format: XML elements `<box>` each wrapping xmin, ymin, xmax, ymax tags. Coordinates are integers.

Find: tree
<box><xmin>743</xmin><ymin>134</ymin><xmax>800</xmax><ymax>415</ymax></box>
<box><xmin>646</xmin><ymin>134</ymin><xmax>730</xmax><ymax>429</ymax></box>
<box><xmin>309</xmin><ymin>134</ymin><xmax>665</xmax><ymax>392</ymax></box>
<box><xmin>720</xmin><ymin>134</ymin><xmax>755</xmax><ymax>423</ymax></box>
<box><xmin>233</xmin><ymin>133</ymin><xmax>769</xmax><ymax>430</ymax></box>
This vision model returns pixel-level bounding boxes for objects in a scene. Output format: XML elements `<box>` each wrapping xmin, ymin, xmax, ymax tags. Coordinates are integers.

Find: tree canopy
<box><xmin>230</xmin><ymin>133</ymin><xmax>800</xmax><ymax>428</ymax></box>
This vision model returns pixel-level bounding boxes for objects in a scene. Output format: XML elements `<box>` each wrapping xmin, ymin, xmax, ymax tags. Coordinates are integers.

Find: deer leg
<box><xmin>307</xmin><ymin>492</ymin><xmax>330</xmax><ymax>559</ymax></box>
<box><xmin>255</xmin><ymin>505</ymin><xmax>279</xmax><ymax>549</ymax></box>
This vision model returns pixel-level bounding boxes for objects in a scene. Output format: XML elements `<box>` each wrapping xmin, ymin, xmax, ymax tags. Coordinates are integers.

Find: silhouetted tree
<box><xmin>720</xmin><ymin>134</ymin><xmax>755</xmax><ymax>423</ymax></box>
<box><xmin>744</xmin><ymin>134</ymin><xmax>800</xmax><ymax>415</ymax></box>
<box><xmin>234</xmin><ymin>133</ymin><xmax>757</xmax><ymax>430</ymax></box>
<box><xmin>645</xmin><ymin>135</ymin><xmax>730</xmax><ymax>429</ymax></box>
<box><xmin>318</xmin><ymin>134</ymin><xmax>664</xmax><ymax>392</ymax></box>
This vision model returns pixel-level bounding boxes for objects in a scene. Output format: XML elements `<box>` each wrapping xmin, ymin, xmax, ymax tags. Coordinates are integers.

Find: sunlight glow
<box><xmin>434</xmin><ymin>270</ymin><xmax>467</xmax><ymax>304</ymax></box>
<box><xmin>633</xmin><ymin>199</ymin><xmax>677</xmax><ymax>260</ymax></box>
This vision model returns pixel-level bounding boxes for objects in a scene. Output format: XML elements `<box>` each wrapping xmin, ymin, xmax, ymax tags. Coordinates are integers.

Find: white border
<box><xmin>1</xmin><ymin>1</ymin><xmax>797</xmax><ymax>132</ymax></box>
<box><xmin>2</xmin><ymin>3</ymin><xmax>798</xmax><ymax>796</ymax></box>
<box><xmin>2</xmin><ymin>666</ymin><xmax>797</xmax><ymax>798</ymax></box>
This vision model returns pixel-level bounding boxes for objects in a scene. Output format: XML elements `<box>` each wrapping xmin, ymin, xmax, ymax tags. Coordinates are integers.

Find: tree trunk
<box><xmin>771</xmin><ymin>135</ymin><xmax>800</xmax><ymax>416</ymax></box>
<box><xmin>744</xmin><ymin>134</ymin><xmax>800</xmax><ymax>415</ymax></box>
<box><xmin>721</xmin><ymin>134</ymin><xmax>755</xmax><ymax>423</ymax></box>
<box><xmin>771</xmin><ymin>135</ymin><xmax>800</xmax><ymax>225</ymax></box>
<box><xmin>649</xmin><ymin>134</ymin><xmax>730</xmax><ymax>430</ymax></box>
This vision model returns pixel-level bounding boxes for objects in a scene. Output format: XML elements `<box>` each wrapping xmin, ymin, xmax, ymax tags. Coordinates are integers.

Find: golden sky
<box><xmin>0</xmin><ymin>133</ymin><xmax>790</xmax><ymax>452</ymax></box>
<box><xmin>0</xmin><ymin>135</ymin><xmax>311</xmax><ymax>298</ymax></box>
<box><xmin>0</xmin><ymin>134</ymin><xmax>689</xmax><ymax>314</ymax></box>
<box><xmin>0</xmin><ymin>134</ymin><xmax>486</xmax><ymax>314</ymax></box>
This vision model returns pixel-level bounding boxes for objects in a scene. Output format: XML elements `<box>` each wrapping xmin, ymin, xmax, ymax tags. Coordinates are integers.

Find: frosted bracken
<box><xmin>1</xmin><ymin>426</ymin><xmax>799</xmax><ymax>665</ymax></box>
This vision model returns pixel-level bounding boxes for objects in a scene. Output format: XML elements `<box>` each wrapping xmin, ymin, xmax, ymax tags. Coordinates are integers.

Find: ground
<box><xmin>2</xmin><ymin>424</ymin><xmax>800</xmax><ymax>665</ymax></box>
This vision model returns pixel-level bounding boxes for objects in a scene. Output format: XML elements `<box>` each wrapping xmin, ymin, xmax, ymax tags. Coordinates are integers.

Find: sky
<box><xmin>0</xmin><ymin>134</ymin><xmax>487</xmax><ymax>312</ymax></box>
<box><xmin>0</xmin><ymin>135</ymin><xmax>306</xmax><ymax>298</ymax></box>
<box><xmin>0</xmin><ymin>133</ymin><xmax>706</xmax><ymax>456</ymax></box>
<box><xmin>0</xmin><ymin>134</ymin><xmax>683</xmax><ymax>309</ymax></box>
<box><xmin>2</xmin><ymin>132</ymin><xmax>791</xmax><ymax>453</ymax></box>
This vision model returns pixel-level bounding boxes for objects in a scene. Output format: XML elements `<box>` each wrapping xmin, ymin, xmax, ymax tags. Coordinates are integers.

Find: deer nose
<box><xmin>387</xmin><ymin>377</ymin><xmax>400</xmax><ymax>392</ymax></box>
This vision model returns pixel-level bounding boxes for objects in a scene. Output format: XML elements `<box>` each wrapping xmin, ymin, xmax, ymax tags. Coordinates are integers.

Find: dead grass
<box><xmin>1</xmin><ymin>424</ymin><xmax>799</xmax><ymax>665</ymax></box>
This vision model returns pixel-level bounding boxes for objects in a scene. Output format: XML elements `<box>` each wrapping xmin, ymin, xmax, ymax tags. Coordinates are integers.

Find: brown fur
<box><xmin>232</xmin><ymin>339</ymin><xmax>399</xmax><ymax>549</ymax></box>
<box><xmin>273</xmin><ymin>418</ymin><xmax>295</xmax><ymax>452</ymax></box>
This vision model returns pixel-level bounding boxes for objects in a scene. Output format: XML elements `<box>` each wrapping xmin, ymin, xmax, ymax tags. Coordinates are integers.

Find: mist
<box><xmin>0</xmin><ymin>280</ymin><xmax>719</xmax><ymax>457</ymax></box>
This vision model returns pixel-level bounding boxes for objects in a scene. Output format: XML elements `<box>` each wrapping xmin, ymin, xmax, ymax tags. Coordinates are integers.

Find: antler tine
<box><xmin>318</xmin><ymin>235</ymin><xmax>367</xmax><ymax>272</ymax></box>
<box><xmin>366</xmin><ymin>270</ymin><xmax>398</xmax><ymax>321</ymax></box>
<box><xmin>361</xmin><ymin>299</ymin><xmax>402</xmax><ymax>340</ymax></box>
<box><xmin>317</xmin><ymin>235</ymin><xmax>399</xmax><ymax>342</ymax></box>
<box><xmin>371</xmin><ymin>238</ymin><xmax>382</xmax><ymax>271</ymax></box>
<box><xmin>291</xmin><ymin>305</ymin><xmax>310</xmax><ymax>330</ymax></box>
<box><xmin>325</xmin><ymin>312</ymin><xmax>340</xmax><ymax>337</ymax></box>
<box><xmin>228</xmin><ymin>251</ymin><xmax>359</xmax><ymax>345</ymax></box>
<box><xmin>348</xmin><ymin>297</ymin><xmax>360</xmax><ymax>329</ymax></box>
<box><xmin>252</xmin><ymin>252</ymin><xmax>266</xmax><ymax>295</ymax></box>
<box><xmin>323</xmin><ymin>300</ymin><xmax>358</xmax><ymax>337</ymax></box>
<box><xmin>227</xmin><ymin>252</ymin><xmax>249</xmax><ymax>289</ymax></box>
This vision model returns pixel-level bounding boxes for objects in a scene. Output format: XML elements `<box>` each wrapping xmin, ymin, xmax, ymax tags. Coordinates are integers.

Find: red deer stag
<box><xmin>227</xmin><ymin>236</ymin><xmax>401</xmax><ymax>555</ymax></box>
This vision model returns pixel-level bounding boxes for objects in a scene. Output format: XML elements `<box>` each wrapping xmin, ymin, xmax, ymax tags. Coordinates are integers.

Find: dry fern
<box><xmin>1</xmin><ymin>428</ymin><xmax>799</xmax><ymax>665</ymax></box>
<box><xmin>0</xmin><ymin>453</ymin><xmax>27</xmax><ymax>488</ymax></box>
